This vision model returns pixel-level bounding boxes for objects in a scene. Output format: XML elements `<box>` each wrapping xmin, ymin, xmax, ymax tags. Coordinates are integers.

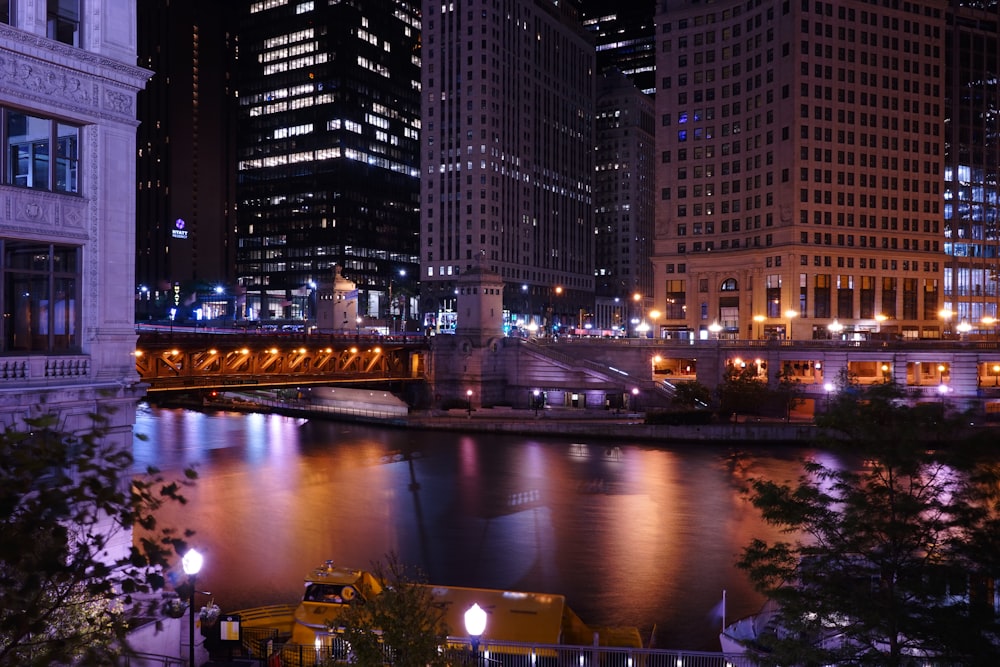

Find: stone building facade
<box><xmin>0</xmin><ymin>0</ymin><xmax>147</xmax><ymax>446</ymax></box>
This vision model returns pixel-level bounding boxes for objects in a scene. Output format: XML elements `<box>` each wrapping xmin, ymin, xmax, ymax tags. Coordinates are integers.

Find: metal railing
<box><xmin>118</xmin><ymin>652</ymin><xmax>186</xmax><ymax>667</ymax></box>
<box><xmin>257</xmin><ymin>637</ymin><xmax>760</xmax><ymax>667</ymax></box>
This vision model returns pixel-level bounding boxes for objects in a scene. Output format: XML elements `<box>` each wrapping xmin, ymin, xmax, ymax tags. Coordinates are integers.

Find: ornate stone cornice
<box><xmin>0</xmin><ymin>26</ymin><xmax>149</xmax><ymax>124</ymax></box>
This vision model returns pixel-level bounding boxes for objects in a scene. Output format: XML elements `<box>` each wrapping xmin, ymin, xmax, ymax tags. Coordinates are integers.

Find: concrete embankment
<box><xmin>158</xmin><ymin>391</ymin><xmax>822</xmax><ymax>444</ymax></box>
<box><xmin>405</xmin><ymin>409</ymin><xmax>822</xmax><ymax>443</ymax></box>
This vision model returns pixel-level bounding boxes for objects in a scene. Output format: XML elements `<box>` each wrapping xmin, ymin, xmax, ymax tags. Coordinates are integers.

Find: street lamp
<box><xmin>708</xmin><ymin>320</ymin><xmax>722</xmax><ymax>339</ymax></box>
<box><xmin>753</xmin><ymin>314</ymin><xmax>765</xmax><ymax>340</ymax></box>
<box><xmin>355</xmin><ymin>315</ymin><xmax>362</xmax><ymax>339</ymax></box>
<box><xmin>957</xmin><ymin>319</ymin><xmax>972</xmax><ymax>340</ymax></box>
<box><xmin>464</xmin><ymin>602</ymin><xmax>487</xmax><ymax>663</ymax></box>
<box><xmin>632</xmin><ymin>292</ymin><xmax>642</xmax><ymax>337</ymax></box>
<box><xmin>532</xmin><ymin>389</ymin><xmax>541</xmax><ymax>417</ymax></box>
<box><xmin>181</xmin><ymin>548</ymin><xmax>204</xmax><ymax>667</ymax></box>
<box><xmin>982</xmin><ymin>315</ymin><xmax>997</xmax><ymax>342</ymax></box>
<box><xmin>466</xmin><ymin>389</ymin><xmax>473</xmax><ymax>418</ymax></box>
<box><xmin>631</xmin><ymin>387</ymin><xmax>639</xmax><ymax>413</ymax></box>
<box><xmin>784</xmin><ymin>309</ymin><xmax>798</xmax><ymax>341</ymax></box>
<box><xmin>823</xmin><ymin>382</ymin><xmax>835</xmax><ymax>411</ymax></box>
<box><xmin>828</xmin><ymin>318</ymin><xmax>844</xmax><ymax>339</ymax></box>
<box><xmin>993</xmin><ymin>364</ymin><xmax>1000</xmax><ymax>387</ymax></box>
<box><xmin>939</xmin><ymin>308</ymin><xmax>953</xmax><ymax>338</ymax></box>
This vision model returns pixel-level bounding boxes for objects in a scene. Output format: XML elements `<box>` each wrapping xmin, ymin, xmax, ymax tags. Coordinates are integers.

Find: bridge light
<box><xmin>208</xmin><ymin>349</ymin><xmax>218</xmax><ymax>355</ymax></box>
<box><xmin>325</xmin><ymin>347</ymin><xmax>333</xmax><ymax>353</ymax></box>
<box><xmin>373</xmin><ymin>347</ymin><xmax>382</xmax><ymax>354</ymax></box>
<box><xmin>269</xmin><ymin>347</ymin><xmax>278</xmax><ymax>354</ymax></box>
<box><xmin>350</xmin><ymin>347</ymin><xmax>358</xmax><ymax>354</ymax></box>
<box><xmin>298</xmin><ymin>347</ymin><xmax>307</xmax><ymax>354</ymax></box>
<box><xmin>240</xmin><ymin>348</ymin><xmax>249</xmax><ymax>355</ymax></box>
<box><xmin>169</xmin><ymin>349</ymin><xmax>179</xmax><ymax>356</ymax></box>
<box><xmin>134</xmin><ymin>350</ymin><xmax>143</xmax><ymax>358</ymax></box>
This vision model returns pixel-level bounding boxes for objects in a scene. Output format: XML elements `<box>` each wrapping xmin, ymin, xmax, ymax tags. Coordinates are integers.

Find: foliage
<box><xmin>772</xmin><ymin>366</ymin><xmax>806</xmax><ymax>421</ymax></box>
<box><xmin>331</xmin><ymin>553</ymin><xmax>450</xmax><ymax>667</ymax></box>
<box><xmin>736</xmin><ymin>378</ymin><xmax>1000</xmax><ymax>665</ymax></box>
<box><xmin>0</xmin><ymin>408</ymin><xmax>197</xmax><ymax>667</ymax></box>
<box><xmin>670</xmin><ymin>381</ymin><xmax>713</xmax><ymax>410</ymax></box>
<box><xmin>199</xmin><ymin>600</ymin><xmax>221</xmax><ymax>625</ymax></box>
<box><xmin>716</xmin><ymin>362</ymin><xmax>768</xmax><ymax>422</ymax></box>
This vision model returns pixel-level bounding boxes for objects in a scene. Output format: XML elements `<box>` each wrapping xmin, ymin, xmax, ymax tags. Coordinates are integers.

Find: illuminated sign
<box><xmin>171</xmin><ymin>218</ymin><xmax>188</xmax><ymax>239</ymax></box>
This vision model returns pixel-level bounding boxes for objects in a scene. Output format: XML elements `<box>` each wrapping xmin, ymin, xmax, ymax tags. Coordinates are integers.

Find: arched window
<box><xmin>720</xmin><ymin>278</ymin><xmax>739</xmax><ymax>291</ymax></box>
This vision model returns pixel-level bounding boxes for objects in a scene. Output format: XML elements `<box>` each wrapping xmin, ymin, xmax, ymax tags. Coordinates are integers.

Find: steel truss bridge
<box><xmin>135</xmin><ymin>330</ymin><xmax>428</xmax><ymax>392</ymax></box>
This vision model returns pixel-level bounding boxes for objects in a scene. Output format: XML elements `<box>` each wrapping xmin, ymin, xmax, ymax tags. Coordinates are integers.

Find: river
<box><xmin>133</xmin><ymin>403</ymin><xmax>839</xmax><ymax>652</ymax></box>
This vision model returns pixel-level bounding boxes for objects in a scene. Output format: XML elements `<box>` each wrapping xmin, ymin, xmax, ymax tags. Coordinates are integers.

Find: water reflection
<box><xmin>133</xmin><ymin>404</ymin><xmax>821</xmax><ymax>651</ymax></box>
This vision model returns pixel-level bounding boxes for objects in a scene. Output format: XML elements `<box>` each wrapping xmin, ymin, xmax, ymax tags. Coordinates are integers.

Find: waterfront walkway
<box><xmin>191</xmin><ymin>390</ymin><xmax>821</xmax><ymax>444</ymax></box>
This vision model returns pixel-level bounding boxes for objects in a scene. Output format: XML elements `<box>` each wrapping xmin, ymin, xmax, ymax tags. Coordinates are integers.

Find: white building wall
<box><xmin>0</xmin><ymin>1</ymin><xmax>147</xmax><ymax>439</ymax></box>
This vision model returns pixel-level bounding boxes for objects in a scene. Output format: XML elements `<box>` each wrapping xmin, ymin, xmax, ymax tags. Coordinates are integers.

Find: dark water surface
<box><xmin>134</xmin><ymin>404</ymin><xmax>835</xmax><ymax>652</ymax></box>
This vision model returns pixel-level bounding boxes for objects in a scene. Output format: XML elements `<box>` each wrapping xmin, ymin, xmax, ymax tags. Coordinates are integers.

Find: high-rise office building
<box><xmin>594</xmin><ymin>70</ymin><xmax>656</xmax><ymax>334</ymax></box>
<box><xmin>652</xmin><ymin>0</ymin><xmax>956</xmax><ymax>341</ymax></box>
<box><xmin>581</xmin><ymin>0</ymin><xmax>657</xmax><ymax>96</ymax></box>
<box><xmin>943</xmin><ymin>2</ymin><xmax>1000</xmax><ymax>336</ymax></box>
<box><xmin>420</xmin><ymin>0</ymin><xmax>596</xmax><ymax>334</ymax></box>
<box><xmin>136</xmin><ymin>0</ymin><xmax>238</xmax><ymax>321</ymax></box>
<box><xmin>234</xmin><ymin>0</ymin><xmax>421</xmax><ymax>324</ymax></box>
<box><xmin>0</xmin><ymin>0</ymin><xmax>146</xmax><ymax>442</ymax></box>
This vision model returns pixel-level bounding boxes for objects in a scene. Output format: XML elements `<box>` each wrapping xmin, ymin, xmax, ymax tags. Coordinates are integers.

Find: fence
<box><xmin>258</xmin><ymin>637</ymin><xmax>759</xmax><ymax>667</ymax></box>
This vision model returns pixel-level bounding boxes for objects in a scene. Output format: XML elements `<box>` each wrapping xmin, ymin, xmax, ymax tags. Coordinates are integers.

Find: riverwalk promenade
<box><xmin>184</xmin><ymin>390</ymin><xmax>823</xmax><ymax>444</ymax></box>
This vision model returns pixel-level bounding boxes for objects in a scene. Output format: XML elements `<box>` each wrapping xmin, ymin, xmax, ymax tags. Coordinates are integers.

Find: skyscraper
<box><xmin>420</xmin><ymin>0</ymin><xmax>596</xmax><ymax>334</ymax></box>
<box><xmin>594</xmin><ymin>70</ymin><xmax>655</xmax><ymax>334</ymax></box>
<box><xmin>943</xmin><ymin>1</ymin><xmax>1000</xmax><ymax>337</ymax></box>
<box><xmin>653</xmin><ymin>0</ymin><xmax>953</xmax><ymax>341</ymax></box>
<box><xmin>234</xmin><ymin>0</ymin><xmax>421</xmax><ymax>324</ymax></box>
<box><xmin>136</xmin><ymin>0</ymin><xmax>238</xmax><ymax>320</ymax></box>
<box><xmin>581</xmin><ymin>0</ymin><xmax>657</xmax><ymax>96</ymax></box>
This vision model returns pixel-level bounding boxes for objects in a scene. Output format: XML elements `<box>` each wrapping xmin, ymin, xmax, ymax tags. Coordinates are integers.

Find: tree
<box><xmin>670</xmin><ymin>380</ymin><xmax>713</xmax><ymax>410</ymax></box>
<box><xmin>331</xmin><ymin>553</ymin><xmax>450</xmax><ymax>667</ymax></box>
<box><xmin>736</xmin><ymin>378</ymin><xmax>1000</xmax><ymax>665</ymax></box>
<box><xmin>717</xmin><ymin>362</ymin><xmax>768</xmax><ymax>422</ymax></box>
<box><xmin>773</xmin><ymin>365</ymin><xmax>805</xmax><ymax>421</ymax></box>
<box><xmin>0</xmin><ymin>408</ymin><xmax>196</xmax><ymax>666</ymax></box>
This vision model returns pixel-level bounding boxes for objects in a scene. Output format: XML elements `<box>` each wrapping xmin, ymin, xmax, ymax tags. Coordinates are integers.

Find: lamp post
<box><xmin>993</xmin><ymin>364</ymin><xmax>1000</xmax><ymax>387</ymax></box>
<box><xmin>753</xmin><ymin>314</ymin><xmax>765</xmax><ymax>340</ymax></box>
<box><xmin>631</xmin><ymin>387</ymin><xmax>639</xmax><ymax>413</ymax></box>
<box><xmin>532</xmin><ymin>389</ymin><xmax>541</xmax><ymax>417</ymax></box>
<box><xmin>828</xmin><ymin>318</ymin><xmax>844</xmax><ymax>340</ymax></box>
<box><xmin>875</xmin><ymin>313</ymin><xmax>887</xmax><ymax>336</ymax></box>
<box><xmin>823</xmin><ymin>382</ymin><xmax>834</xmax><ymax>412</ymax></box>
<box><xmin>784</xmin><ymin>309</ymin><xmax>798</xmax><ymax>341</ymax></box>
<box><xmin>464</xmin><ymin>602</ymin><xmax>487</xmax><ymax>664</ymax></box>
<box><xmin>182</xmin><ymin>548</ymin><xmax>204</xmax><ymax>667</ymax></box>
<box><xmin>632</xmin><ymin>292</ymin><xmax>641</xmax><ymax>337</ymax></box>
<box><xmin>708</xmin><ymin>320</ymin><xmax>722</xmax><ymax>340</ymax></box>
<box><xmin>466</xmin><ymin>389</ymin><xmax>473</xmax><ymax>418</ymax></box>
<box><xmin>982</xmin><ymin>315</ymin><xmax>997</xmax><ymax>342</ymax></box>
<box><xmin>957</xmin><ymin>319</ymin><xmax>972</xmax><ymax>341</ymax></box>
<box><xmin>939</xmin><ymin>308</ymin><xmax>953</xmax><ymax>339</ymax></box>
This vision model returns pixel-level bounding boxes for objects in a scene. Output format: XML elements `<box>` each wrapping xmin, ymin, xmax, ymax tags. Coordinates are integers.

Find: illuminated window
<box><xmin>6</xmin><ymin>110</ymin><xmax>80</xmax><ymax>193</ymax></box>
<box><xmin>2</xmin><ymin>240</ymin><xmax>80</xmax><ymax>353</ymax></box>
